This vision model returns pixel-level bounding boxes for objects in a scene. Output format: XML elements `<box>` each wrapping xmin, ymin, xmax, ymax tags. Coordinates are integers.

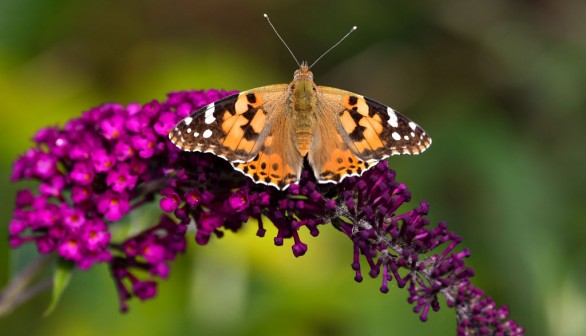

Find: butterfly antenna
<box><xmin>309</xmin><ymin>25</ymin><xmax>357</xmax><ymax>69</ymax></box>
<box><xmin>264</xmin><ymin>14</ymin><xmax>301</xmax><ymax>67</ymax></box>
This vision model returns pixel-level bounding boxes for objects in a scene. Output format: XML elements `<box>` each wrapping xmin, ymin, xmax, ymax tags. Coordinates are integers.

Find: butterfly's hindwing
<box><xmin>232</xmin><ymin>114</ymin><xmax>303</xmax><ymax>189</ymax></box>
<box><xmin>308</xmin><ymin>131</ymin><xmax>374</xmax><ymax>184</ymax></box>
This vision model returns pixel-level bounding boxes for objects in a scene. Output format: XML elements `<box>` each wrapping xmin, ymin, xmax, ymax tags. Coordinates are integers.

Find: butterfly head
<box><xmin>294</xmin><ymin>61</ymin><xmax>314</xmax><ymax>81</ymax></box>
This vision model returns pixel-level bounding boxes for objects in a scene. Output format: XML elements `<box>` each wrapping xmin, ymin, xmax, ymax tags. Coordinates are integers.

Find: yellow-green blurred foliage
<box><xmin>2</xmin><ymin>1</ymin><xmax>585</xmax><ymax>335</ymax></box>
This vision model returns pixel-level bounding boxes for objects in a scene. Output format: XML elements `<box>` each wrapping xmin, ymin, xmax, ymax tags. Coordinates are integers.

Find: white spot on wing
<box><xmin>204</xmin><ymin>103</ymin><xmax>216</xmax><ymax>124</ymax></box>
<box><xmin>203</xmin><ymin>129</ymin><xmax>213</xmax><ymax>138</ymax></box>
<box><xmin>387</xmin><ymin>107</ymin><xmax>398</xmax><ymax>127</ymax></box>
<box><xmin>403</xmin><ymin>135</ymin><xmax>409</xmax><ymax>140</ymax></box>
<box><xmin>184</xmin><ymin>117</ymin><xmax>193</xmax><ymax>126</ymax></box>
<box><xmin>194</xmin><ymin>131</ymin><xmax>199</xmax><ymax>137</ymax></box>
<box><xmin>409</xmin><ymin>121</ymin><xmax>417</xmax><ymax>131</ymax></box>
<box><xmin>392</xmin><ymin>132</ymin><xmax>401</xmax><ymax>141</ymax></box>
<box><xmin>186</xmin><ymin>128</ymin><xmax>191</xmax><ymax>133</ymax></box>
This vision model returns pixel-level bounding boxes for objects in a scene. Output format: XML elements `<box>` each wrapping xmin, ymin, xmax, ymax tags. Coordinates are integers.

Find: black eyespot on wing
<box><xmin>246</xmin><ymin>93</ymin><xmax>257</xmax><ymax>104</ymax></box>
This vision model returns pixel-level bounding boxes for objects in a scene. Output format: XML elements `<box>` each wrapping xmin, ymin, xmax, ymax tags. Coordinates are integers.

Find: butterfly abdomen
<box><xmin>291</xmin><ymin>80</ymin><xmax>318</xmax><ymax>156</ymax></box>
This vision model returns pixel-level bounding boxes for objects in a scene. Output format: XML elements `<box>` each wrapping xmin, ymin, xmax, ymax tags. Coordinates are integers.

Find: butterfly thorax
<box><xmin>290</xmin><ymin>63</ymin><xmax>317</xmax><ymax>156</ymax></box>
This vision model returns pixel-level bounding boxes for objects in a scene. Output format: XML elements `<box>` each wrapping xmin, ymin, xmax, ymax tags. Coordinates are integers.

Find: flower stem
<box><xmin>0</xmin><ymin>254</ymin><xmax>56</xmax><ymax>317</ymax></box>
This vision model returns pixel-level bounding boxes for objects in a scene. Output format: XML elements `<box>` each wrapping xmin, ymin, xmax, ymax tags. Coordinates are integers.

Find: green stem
<box><xmin>0</xmin><ymin>253</ymin><xmax>56</xmax><ymax>317</ymax></box>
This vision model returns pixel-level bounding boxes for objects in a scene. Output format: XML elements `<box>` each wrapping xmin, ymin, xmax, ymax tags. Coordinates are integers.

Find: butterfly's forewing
<box><xmin>318</xmin><ymin>86</ymin><xmax>431</xmax><ymax>159</ymax></box>
<box><xmin>169</xmin><ymin>85</ymin><xmax>288</xmax><ymax>162</ymax></box>
<box><xmin>309</xmin><ymin>86</ymin><xmax>431</xmax><ymax>183</ymax></box>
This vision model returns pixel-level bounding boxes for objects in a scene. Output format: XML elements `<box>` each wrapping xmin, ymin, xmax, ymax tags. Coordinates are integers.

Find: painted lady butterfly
<box><xmin>169</xmin><ymin>16</ymin><xmax>431</xmax><ymax>190</ymax></box>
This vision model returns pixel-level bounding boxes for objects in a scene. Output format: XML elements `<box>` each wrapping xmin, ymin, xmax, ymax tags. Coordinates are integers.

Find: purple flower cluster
<box><xmin>9</xmin><ymin>90</ymin><xmax>233</xmax><ymax>308</ymax></box>
<box><xmin>161</xmin><ymin>151</ymin><xmax>336</xmax><ymax>257</ymax></box>
<box><xmin>8</xmin><ymin>89</ymin><xmax>523</xmax><ymax>334</ymax></box>
<box><xmin>332</xmin><ymin>164</ymin><xmax>523</xmax><ymax>335</ymax></box>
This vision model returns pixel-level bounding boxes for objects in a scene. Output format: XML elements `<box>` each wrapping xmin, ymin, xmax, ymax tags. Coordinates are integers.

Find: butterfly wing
<box><xmin>309</xmin><ymin>86</ymin><xmax>431</xmax><ymax>183</ymax></box>
<box><xmin>170</xmin><ymin>85</ymin><xmax>286</xmax><ymax>161</ymax></box>
<box><xmin>232</xmin><ymin>111</ymin><xmax>304</xmax><ymax>189</ymax></box>
<box><xmin>169</xmin><ymin>85</ymin><xmax>303</xmax><ymax>189</ymax></box>
<box><xmin>308</xmin><ymin>119</ymin><xmax>375</xmax><ymax>184</ymax></box>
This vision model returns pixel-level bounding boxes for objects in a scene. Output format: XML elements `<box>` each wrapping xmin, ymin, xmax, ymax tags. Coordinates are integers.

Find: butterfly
<box><xmin>169</xmin><ymin>16</ymin><xmax>431</xmax><ymax>190</ymax></box>
<box><xmin>168</xmin><ymin>61</ymin><xmax>431</xmax><ymax>190</ymax></box>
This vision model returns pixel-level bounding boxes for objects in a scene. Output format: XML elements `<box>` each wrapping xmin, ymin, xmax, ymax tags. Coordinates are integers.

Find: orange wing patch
<box><xmin>248</xmin><ymin>108</ymin><xmax>267</xmax><ymax>134</ymax></box>
<box><xmin>309</xmin><ymin>107</ymin><xmax>377</xmax><ymax>184</ymax></box>
<box><xmin>315</xmin><ymin>146</ymin><xmax>374</xmax><ymax>183</ymax></box>
<box><xmin>219</xmin><ymin>95</ymin><xmax>271</xmax><ymax>155</ymax></box>
<box><xmin>340</xmin><ymin>95</ymin><xmax>386</xmax><ymax>154</ymax></box>
<box><xmin>235</xmin><ymin>92</ymin><xmax>263</xmax><ymax>112</ymax></box>
<box><xmin>233</xmin><ymin>154</ymin><xmax>298</xmax><ymax>189</ymax></box>
<box><xmin>338</xmin><ymin>111</ymin><xmax>368</xmax><ymax>153</ymax></box>
<box><xmin>221</xmin><ymin>115</ymin><xmax>252</xmax><ymax>150</ymax></box>
<box><xmin>232</xmin><ymin>131</ymin><xmax>302</xmax><ymax>189</ymax></box>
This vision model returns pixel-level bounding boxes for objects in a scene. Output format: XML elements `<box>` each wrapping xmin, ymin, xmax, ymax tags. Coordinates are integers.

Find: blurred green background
<box><xmin>1</xmin><ymin>0</ymin><xmax>585</xmax><ymax>335</ymax></box>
